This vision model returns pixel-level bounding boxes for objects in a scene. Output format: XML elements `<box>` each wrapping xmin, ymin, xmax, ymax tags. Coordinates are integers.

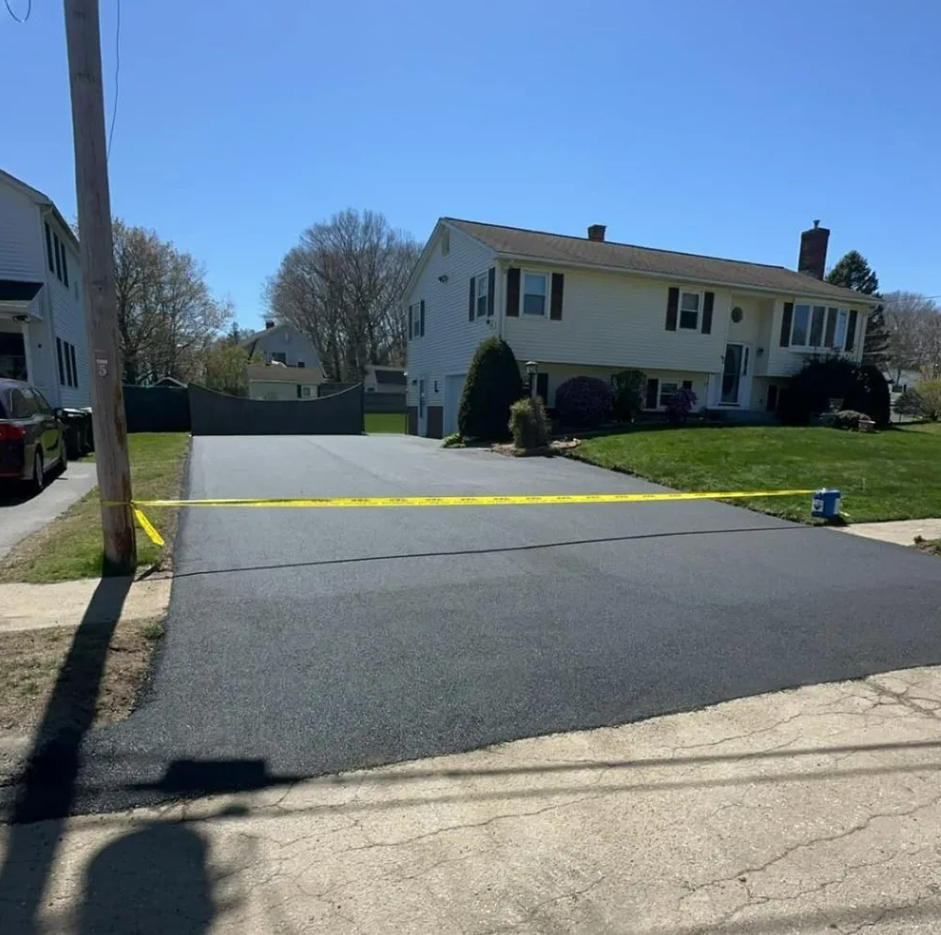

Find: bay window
<box><xmin>791</xmin><ymin>304</ymin><xmax>851</xmax><ymax>352</ymax></box>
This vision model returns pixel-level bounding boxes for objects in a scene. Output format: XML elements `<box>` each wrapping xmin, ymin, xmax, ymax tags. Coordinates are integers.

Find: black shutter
<box><xmin>665</xmin><ymin>287</ymin><xmax>679</xmax><ymax>331</ymax></box>
<box><xmin>766</xmin><ymin>385</ymin><xmax>778</xmax><ymax>412</ymax></box>
<box><xmin>468</xmin><ymin>277</ymin><xmax>475</xmax><ymax>321</ymax></box>
<box><xmin>824</xmin><ymin>307</ymin><xmax>837</xmax><ymax>347</ymax></box>
<box><xmin>487</xmin><ymin>267</ymin><xmax>495</xmax><ymax>316</ymax></box>
<box><xmin>682</xmin><ymin>380</ymin><xmax>693</xmax><ymax>391</ymax></box>
<box><xmin>701</xmin><ymin>291</ymin><xmax>714</xmax><ymax>334</ymax></box>
<box><xmin>845</xmin><ymin>310</ymin><xmax>858</xmax><ymax>351</ymax></box>
<box><xmin>535</xmin><ymin>372</ymin><xmax>549</xmax><ymax>402</ymax></box>
<box><xmin>53</xmin><ymin>235</ymin><xmax>62</xmax><ymax>281</ymax></box>
<box><xmin>505</xmin><ymin>268</ymin><xmax>520</xmax><ymax>317</ymax></box>
<box><xmin>64</xmin><ymin>343</ymin><xmax>73</xmax><ymax>387</ymax></box>
<box><xmin>420</xmin><ymin>299</ymin><xmax>425</xmax><ymax>337</ymax></box>
<box><xmin>550</xmin><ymin>273</ymin><xmax>564</xmax><ymax>320</ymax></box>
<box><xmin>44</xmin><ymin>223</ymin><xmax>55</xmax><ymax>273</ymax></box>
<box><xmin>780</xmin><ymin>302</ymin><xmax>794</xmax><ymax>347</ymax></box>
<box><xmin>56</xmin><ymin>338</ymin><xmax>65</xmax><ymax>385</ymax></box>
<box><xmin>408</xmin><ymin>304</ymin><xmax>413</xmax><ymax>337</ymax></box>
<box><xmin>645</xmin><ymin>378</ymin><xmax>658</xmax><ymax>409</ymax></box>
<box><xmin>62</xmin><ymin>250</ymin><xmax>69</xmax><ymax>288</ymax></box>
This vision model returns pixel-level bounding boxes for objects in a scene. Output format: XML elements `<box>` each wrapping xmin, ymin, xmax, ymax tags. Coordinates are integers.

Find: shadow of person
<box><xmin>77</xmin><ymin>823</ymin><xmax>214</xmax><ymax>935</ymax></box>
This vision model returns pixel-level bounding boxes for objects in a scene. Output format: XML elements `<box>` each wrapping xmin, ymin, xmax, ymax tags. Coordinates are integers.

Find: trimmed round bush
<box><xmin>458</xmin><ymin>337</ymin><xmax>523</xmax><ymax>440</ymax></box>
<box><xmin>780</xmin><ymin>357</ymin><xmax>890</xmax><ymax>427</ymax></box>
<box><xmin>611</xmin><ymin>369</ymin><xmax>646</xmax><ymax>422</ymax></box>
<box><xmin>554</xmin><ymin>376</ymin><xmax>613</xmax><ymax>427</ymax></box>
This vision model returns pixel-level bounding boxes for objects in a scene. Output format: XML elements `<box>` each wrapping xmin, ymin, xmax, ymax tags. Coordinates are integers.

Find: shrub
<box><xmin>820</xmin><ymin>409</ymin><xmax>871</xmax><ymax>430</ymax></box>
<box><xmin>441</xmin><ymin>432</ymin><xmax>465</xmax><ymax>448</ymax></box>
<box><xmin>611</xmin><ymin>369</ymin><xmax>646</xmax><ymax>422</ymax></box>
<box><xmin>508</xmin><ymin>396</ymin><xmax>550</xmax><ymax>449</ymax></box>
<box><xmin>906</xmin><ymin>379</ymin><xmax>941</xmax><ymax>420</ymax></box>
<box><xmin>666</xmin><ymin>386</ymin><xmax>697</xmax><ymax>423</ymax></box>
<box><xmin>780</xmin><ymin>357</ymin><xmax>890</xmax><ymax>426</ymax></box>
<box><xmin>457</xmin><ymin>337</ymin><xmax>523</xmax><ymax>440</ymax></box>
<box><xmin>554</xmin><ymin>376</ymin><xmax>613</xmax><ymax>427</ymax></box>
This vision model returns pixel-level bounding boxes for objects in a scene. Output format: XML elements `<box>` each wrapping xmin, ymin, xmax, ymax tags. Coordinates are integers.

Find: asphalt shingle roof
<box><xmin>445</xmin><ymin>219</ymin><xmax>872</xmax><ymax>305</ymax></box>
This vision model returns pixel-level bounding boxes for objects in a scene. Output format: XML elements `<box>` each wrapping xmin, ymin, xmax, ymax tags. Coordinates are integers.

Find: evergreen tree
<box><xmin>826</xmin><ymin>250</ymin><xmax>889</xmax><ymax>367</ymax></box>
<box><xmin>458</xmin><ymin>337</ymin><xmax>523</xmax><ymax>440</ymax></box>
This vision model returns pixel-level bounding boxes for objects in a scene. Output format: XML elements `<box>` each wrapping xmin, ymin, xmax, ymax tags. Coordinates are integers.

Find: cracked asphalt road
<box><xmin>17</xmin><ymin>435</ymin><xmax>941</xmax><ymax>816</ymax></box>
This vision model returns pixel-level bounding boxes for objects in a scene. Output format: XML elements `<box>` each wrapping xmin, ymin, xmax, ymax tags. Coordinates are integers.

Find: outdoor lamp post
<box><xmin>525</xmin><ymin>360</ymin><xmax>537</xmax><ymax>398</ymax></box>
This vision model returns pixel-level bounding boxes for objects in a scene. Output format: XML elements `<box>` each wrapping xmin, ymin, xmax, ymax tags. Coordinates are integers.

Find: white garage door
<box><xmin>444</xmin><ymin>373</ymin><xmax>466</xmax><ymax>436</ymax></box>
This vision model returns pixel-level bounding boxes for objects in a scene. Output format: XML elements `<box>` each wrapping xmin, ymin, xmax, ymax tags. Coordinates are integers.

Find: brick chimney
<box><xmin>587</xmin><ymin>224</ymin><xmax>606</xmax><ymax>242</ymax></box>
<box><xmin>798</xmin><ymin>220</ymin><xmax>830</xmax><ymax>280</ymax></box>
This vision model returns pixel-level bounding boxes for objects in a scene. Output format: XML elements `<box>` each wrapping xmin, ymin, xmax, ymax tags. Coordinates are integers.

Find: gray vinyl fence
<box><xmin>189</xmin><ymin>383</ymin><xmax>364</xmax><ymax>435</ymax></box>
<box><xmin>123</xmin><ymin>385</ymin><xmax>192</xmax><ymax>433</ymax></box>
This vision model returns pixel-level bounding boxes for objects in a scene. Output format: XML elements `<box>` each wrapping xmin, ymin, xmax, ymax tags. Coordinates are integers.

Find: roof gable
<box><xmin>445</xmin><ymin>219</ymin><xmax>874</xmax><ymax>305</ymax></box>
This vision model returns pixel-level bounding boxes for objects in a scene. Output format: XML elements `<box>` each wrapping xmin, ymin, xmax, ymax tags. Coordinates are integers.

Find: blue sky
<box><xmin>2</xmin><ymin>0</ymin><xmax>939</xmax><ymax>328</ymax></box>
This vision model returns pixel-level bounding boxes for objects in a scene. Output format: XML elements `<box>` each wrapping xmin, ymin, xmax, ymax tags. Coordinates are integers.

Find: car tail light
<box><xmin>0</xmin><ymin>423</ymin><xmax>26</xmax><ymax>441</ymax></box>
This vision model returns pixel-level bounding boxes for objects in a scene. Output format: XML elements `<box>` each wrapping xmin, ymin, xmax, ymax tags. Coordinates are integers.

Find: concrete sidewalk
<box><xmin>838</xmin><ymin>518</ymin><xmax>941</xmax><ymax>547</ymax></box>
<box><xmin>4</xmin><ymin>665</ymin><xmax>941</xmax><ymax>934</ymax></box>
<box><xmin>0</xmin><ymin>462</ymin><xmax>97</xmax><ymax>561</ymax></box>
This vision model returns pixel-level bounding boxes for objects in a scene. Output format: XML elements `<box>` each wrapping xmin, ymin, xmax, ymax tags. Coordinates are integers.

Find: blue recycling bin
<box><xmin>811</xmin><ymin>488</ymin><xmax>842</xmax><ymax>520</ymax></box>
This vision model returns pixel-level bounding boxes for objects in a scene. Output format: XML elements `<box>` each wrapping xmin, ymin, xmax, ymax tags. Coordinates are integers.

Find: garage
<box><xmin>443</xmin><ymin>373</ymin><xmax>465</xmax><ymax>436</ymax></box>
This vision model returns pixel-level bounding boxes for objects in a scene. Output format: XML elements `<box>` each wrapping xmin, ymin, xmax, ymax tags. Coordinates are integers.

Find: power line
<box><xmin>107</xmin><ymin>0</ymin><xmax>121</xmax><ymax>158</ymax></box>
<box><xmin>3</xmin><ymin>0</ymin><xmax>31</xmax><ymax>23</ymax></box>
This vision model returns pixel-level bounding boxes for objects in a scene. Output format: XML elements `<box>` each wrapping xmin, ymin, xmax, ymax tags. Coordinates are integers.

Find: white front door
<box><xmin>444</xmin><ymin>373</ymin><xmax>465</xmax><ymax>436</ymax></box>
<box><xmin>418</xmin><ymin>378</ymin><xmax>427</xmax><ymax>435</ymax></box>
<box><xmin>719</xmin><ymin>343</ymin><xmax>752</xmax><ymax>407</ymax></box>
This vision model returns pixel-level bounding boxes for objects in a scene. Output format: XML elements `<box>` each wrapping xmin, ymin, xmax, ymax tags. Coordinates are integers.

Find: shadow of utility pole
<box><xmin>0</xmin><ymin>575</ymin><xmax>132</xmax><ymax>935</ymax></box>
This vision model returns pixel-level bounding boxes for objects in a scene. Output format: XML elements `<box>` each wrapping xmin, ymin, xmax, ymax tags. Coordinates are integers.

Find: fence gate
<box><xmin>188</xmin><ymin>383</ymin><xmax>364</xmax><ymax>436</ymax></box>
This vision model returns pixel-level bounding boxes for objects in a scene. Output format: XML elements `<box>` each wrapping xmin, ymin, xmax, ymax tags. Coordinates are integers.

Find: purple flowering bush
<box><xmin>666</xmin><ymin>386</ymin><xmax>697</xmax><ymax>423</ymax></box>
<box><xmin>555</xmin><ymin>376</ymin><xmax>613</xmax><ymax>427</ymax></box>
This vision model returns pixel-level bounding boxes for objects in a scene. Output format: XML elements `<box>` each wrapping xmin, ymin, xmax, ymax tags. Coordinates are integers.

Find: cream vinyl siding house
<box><xmin>0</xmin><ymin>169</ymin><xmax>90</xmax><ymax>409</ymax></box>
<box><xmin>404</xmin><ymin>217</ymin><xmax>876</xmax><ymax>437</ymax></box>
<box><xmin>240</xmin><ymin>321</ymin><xmax>323</xmax><ymax>400</ymax></box>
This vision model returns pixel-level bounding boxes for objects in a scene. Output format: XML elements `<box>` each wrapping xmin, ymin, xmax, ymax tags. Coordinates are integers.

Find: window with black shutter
<box><xmin>665</xmin><ymin>288</ymin><xmax>679</xmax><ymax>331</ymax></box>
<box><xmin>701</xmin><ymin>292</ymin><xmax>714</xmax><ymax>334</ymax></box>
<box><xmin>505</xmin><ymin>268</ymin><xmax>520</xmax><ymax>317</ymax></box>
<box><xmin>550</xmin><ymin>273</ymin><xmax>564</xmax><ymax>320</ymax></box>
<box><xmin>44</xmin><ymin>223</ymin><xmax>55</xmax><ymax>273</ymax></box>
<box><xmin>779</xmin><ymin>302</ymin><xmax>794</xmax><ymax>347</ymax></box>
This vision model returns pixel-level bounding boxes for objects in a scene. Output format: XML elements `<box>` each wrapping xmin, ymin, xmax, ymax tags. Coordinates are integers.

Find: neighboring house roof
<box><xmin>374</xmin><ymin>369</ymin><xmax>406</xmax><ymax>386</ymax></box>
<box><xmin>239</xmin><ymin>322</ymin><xmax>288</xmax><ymax>346</ymax></box>
<box><xmin>153</xmin><ymin>376</ymin><xmax>187</xmax><ymax>387</ymax></box>
<box><xmin>444</xmin><ymin>218</ymin><xmax>875</xmax><ymax>306</ymax></box>
<box><xmin>0</xmin><ymin>167</ymin><xmax>81</xmax><ymax>252</ymax></box>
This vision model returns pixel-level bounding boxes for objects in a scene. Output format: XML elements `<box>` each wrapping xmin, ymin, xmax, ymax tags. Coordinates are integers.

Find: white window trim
<box><xmin>678</xmin><ymin>290</ymin><xmax>702</xmax><ymax>331</ymax></box>
<box><xmin>790</xmin><ymin>304</ymin><xmax>849</xmax><ymax>353</ymax></box>
<box><xmin>409</xmin><ymin>301</ymin><xmax>422</xmax><ymax>339</ymax></box>
<box><xmin>520</xmin><ymin>269</ymin><xmax>548</xmax><ymax>317</ymax></box>
<box><xmin>476</xmin><ymin>273</ymin><xmax>489</xmax><ymax>318</ymax></box>
<box><xmin>644</xmin><ymin>377</ymin><xmax>695</xmax><ymax>411</ymax></box>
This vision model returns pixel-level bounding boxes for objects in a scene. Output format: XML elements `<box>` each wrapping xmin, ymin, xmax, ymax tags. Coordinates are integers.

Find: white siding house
<box><xmin>0</xmin><ymin>168</ymin><xmax>90</xmax><ymax>409</ymax></box>
<box><xmin>404</xmin><ymin>218</ymin><xmax>878</xmax><ymax>437</ymax></box>
<box><xmin>240</xmin><ymin>321</ymin><xmax>323</xmax><ymax>400</ymax></box>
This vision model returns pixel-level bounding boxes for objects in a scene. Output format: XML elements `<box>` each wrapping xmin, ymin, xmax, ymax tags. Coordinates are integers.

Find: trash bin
<box><xmin>811</xmin><ymin>488</ymin><xmax>841</xmax><ymax>520</ymax></box>
<box><xmin>59</xmin><ymin>408</ymin><xmax>93</xmax><ymax>458</ymax></box>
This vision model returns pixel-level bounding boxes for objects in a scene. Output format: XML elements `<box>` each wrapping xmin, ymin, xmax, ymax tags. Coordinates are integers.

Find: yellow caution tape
<box><xmin>120</xmin><ymin>488</ymin><xmax>818</xmax><ymax>547</ymax></box>
<box><xmin>125</xmin><ymin>489</ymin><xmax>815</xmax><ymax>509</ymax></box>
<box><xmin>133</xmin><ymin>507</ymin><xmax>165</xmax><ymax>547</ymax></box>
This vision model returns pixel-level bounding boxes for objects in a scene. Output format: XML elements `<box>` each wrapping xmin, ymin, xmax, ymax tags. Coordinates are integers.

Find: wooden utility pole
<box><xmin>63</xmin><ymin>0</ymin><xmax>136</xmax><ymax>573</ymax></box>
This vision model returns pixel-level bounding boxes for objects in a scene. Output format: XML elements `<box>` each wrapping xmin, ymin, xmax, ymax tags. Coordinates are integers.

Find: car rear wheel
<box><xmin>31</xmin><ymin>450</ymin><xmax>44</xmax><ymax>493</ymax></box>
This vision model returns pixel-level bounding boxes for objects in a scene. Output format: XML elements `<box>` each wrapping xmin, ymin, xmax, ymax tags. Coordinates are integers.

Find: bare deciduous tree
<box><xmin>264</xmin><ymin>209</ymin><xmax>420</xmax><ymax>382</ymax></box>
<box><xmin>112</xmin><ymin>220</ymin><xmax>232</xmax><ymax>384</ymax></box>
<box><xmin>882</xmin><ymin>290</ymin><xmax>941</xmax><ymax>382</ymax></box>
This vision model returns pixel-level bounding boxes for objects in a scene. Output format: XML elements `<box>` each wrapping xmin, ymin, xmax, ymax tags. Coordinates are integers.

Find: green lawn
<box><xmin>571</xmin><ymin>423</ymin><xmax>941</xmax><ymax>524</ymax></box>
<box><xmin>365</xmin><ymin>412</ymin><xmax>407</xmax><ymax>433</ymax></box>
<box><xmin>0</xmin><ymin>433</ymin><xmax>190</xmax><ymax>583</ymax></box>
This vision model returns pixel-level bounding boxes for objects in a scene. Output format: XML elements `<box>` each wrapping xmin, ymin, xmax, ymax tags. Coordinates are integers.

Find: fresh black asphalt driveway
<box><xmin>23</xmin><ymin>436</ymin><xmax>941</xmax><ymax>814</ymax></box>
